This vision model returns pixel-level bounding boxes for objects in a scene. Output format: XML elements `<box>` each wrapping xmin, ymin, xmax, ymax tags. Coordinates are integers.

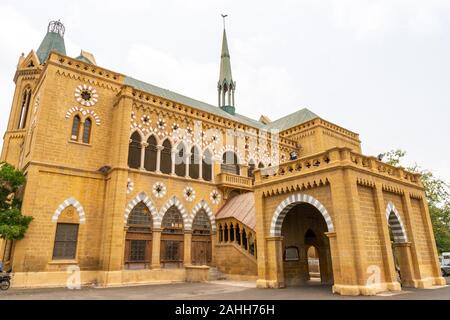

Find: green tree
<box><xmin>0</xmin><ymin>162</ymin><xmax>33</xmax><ymax>240</ymax></box>
<box><xmin>380</xmin><ymin>149</ymin><xmax>450</xmax><ymax>253</ymax></box>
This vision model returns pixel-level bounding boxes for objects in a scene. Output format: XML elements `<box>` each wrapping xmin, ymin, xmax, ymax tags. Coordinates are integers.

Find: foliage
<box><xmin>381</xmin><ymin>149</ymin><xmax>450</xmax><ymax>253</ymax></box>
<box><xmin>0</xmin><ymin>162</ymin><xmax>33</xmax><ymax>240</ymax></box>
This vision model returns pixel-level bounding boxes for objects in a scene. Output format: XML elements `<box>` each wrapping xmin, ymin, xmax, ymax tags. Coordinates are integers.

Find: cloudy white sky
<box><xmin>0</xmin><ymin>0</ymin><xmax>449</xmax><ymax>181</ymax></box>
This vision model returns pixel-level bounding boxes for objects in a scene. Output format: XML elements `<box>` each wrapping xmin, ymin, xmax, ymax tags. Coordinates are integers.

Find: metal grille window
<box><xmin>129</xmin><ymin>240</ymin><xmax>147</xmax><ymax>262</ymax></box>
<box><xmin>52</xmin><ymin>223</ymin><xmax>79</xmax><ymax>260</ymax></box>
<box><xmin>127</xmin><ymin>202</ymin><xmax>152</xmax><ymax>232</ymax></box>
<box><xmin>163</xmin><ymin>240</ymin><xmax>181</xmax><ymax>261</ymax></box>
<box><xmin>162</xmin><ymin>206</ymin><xmax>184</xmax><ymax>234</ymax></box>
<box><xmin>192</xmin><ymin>210</ymin><xmax>211</xmax><ymax>235</ymax></box>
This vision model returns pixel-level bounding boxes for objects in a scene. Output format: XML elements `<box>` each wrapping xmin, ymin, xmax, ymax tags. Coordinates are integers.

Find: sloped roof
<box><xmin>265</xmin><ymin>108</ymin><xmax>318</xmax><ymax>131</ymax></box>
<box><xmin>124</xmin><ymin>76</ymin><xmax>265</xmax><ymax>129</ymax></box>
<box><xmin>36</xmin><ymin>32</ymin><xmax>66</xmax><ymax>64</ymax></box>
<box><xmin>216</xmin><ymin>192</ymin><xmax>256</xmax><ymax>231</ymax></box>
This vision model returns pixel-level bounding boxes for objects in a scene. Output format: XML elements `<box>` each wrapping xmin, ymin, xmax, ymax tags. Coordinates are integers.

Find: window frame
<box><xmin>52</xmin><ymin>223</ymin><xmax>79</xmax><ymax>260</ymax></box>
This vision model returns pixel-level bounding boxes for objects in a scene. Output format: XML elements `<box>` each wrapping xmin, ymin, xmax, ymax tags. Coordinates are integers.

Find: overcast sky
<box><xmin>0</xmin><ymin>0</ymin><xmax>449</xmax><ymax>181</ymax></box>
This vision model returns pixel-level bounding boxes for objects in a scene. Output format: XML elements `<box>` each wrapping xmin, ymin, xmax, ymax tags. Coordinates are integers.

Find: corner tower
<box><xmin>217</xmin><ymin>16</ymin><xmax>236</xmax><ymax>115</ymax></box>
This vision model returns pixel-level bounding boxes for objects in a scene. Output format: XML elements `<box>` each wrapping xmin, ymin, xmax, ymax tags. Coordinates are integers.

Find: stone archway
<box><xmin>385</xmin><ymin>202</ymin><xmax>415</xmax><ymax>287</ymax></box>
<box><xmin>280</xmin><ymin>202</ymin><xmax>334</xmax><ymax>286</ymax></box>
<box><xmin>270</xmin><ymin>193</ymin><xmax>334</xmax><ymax>237</ymax></box>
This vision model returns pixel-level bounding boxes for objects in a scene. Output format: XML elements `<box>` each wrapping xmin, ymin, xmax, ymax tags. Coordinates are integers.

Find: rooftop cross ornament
<box><xmin>221</xmin><ymin>14</ymin><xmax>228</xmax><ymax>29</ymax></box>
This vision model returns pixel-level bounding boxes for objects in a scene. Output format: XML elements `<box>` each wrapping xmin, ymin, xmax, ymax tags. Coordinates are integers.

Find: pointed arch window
<box><xmin>82</xmin><ymin>118</ymin><xmax>92</xmax><ymax>144</ymax></box>
<box><xmin>161</xmin><ymin>206</ymin><xmax>184</xmax><ymax>266</ymax></box>
<box><xmin>192</xmin><ymin>210</ymin><xmax>211</xmax><ymax>235</ymax></box>
<box><xmin>125</xmin><ymin>202</ymin><xmax>152</xmax><ymax>268</ymax></box>
<box><xmin>18</xmin><ymin>88</ymin><xmax>31</xmax><ymax>129</ymax></box>
<box><xmin>175</xmin><ymin>143</ymin><xmax>186</xmax><ymax>177</ymax></box>
<box><xmin>160</xmin><ymin>139</ymin><xmax>172</xmax><ymax>174</ymax></box>
<box><xmin>221</xmin><ymin>151</ymin><xmax>240</xmax><ymax>175</ymax></box>
<box><xmin>202</xmin><ymin>149</ymin><xmax>213</xmax><ymax>181</ymax></box>
<box><xmin>144</xmin><ymin>135</ymin><xmax>158</xmax><ymax>172</ymax></box>
<box><xmin>128</xmin><ymin>132</ymin><xmax>142</xmax><ymax>169</ymax></box>
<box><xmin>248</xmin><ymin>160</ymin><xmax>256</xmax><ymax>178</ymax></box>
<box><xmin>71</xmin><ymin>115</ymin><xmax>81</xmax><ymax>141</ymax></box>
<box><xmin>189</xmin><ymin>146</ymin><xmax>200</xmax><ymax>179</ymax></box>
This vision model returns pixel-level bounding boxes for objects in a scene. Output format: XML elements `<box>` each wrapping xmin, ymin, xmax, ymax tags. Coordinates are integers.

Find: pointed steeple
<box><xmin>218</xmin><ymin>16</ymin><xmax>236</xmax><ymax>115</ymax></box>
<box><xmin>36</xmin><ymin>20</ymin><xmax>67</xmax><ymax>64</ymax></box>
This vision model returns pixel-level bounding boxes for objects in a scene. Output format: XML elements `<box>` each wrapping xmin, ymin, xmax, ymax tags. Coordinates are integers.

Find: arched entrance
<box><xmin>191</xmin><ymin>209</ymin><xmax>212</xmax><ymax>265</ymax></box>
<box><xmin>271</xmin><ymin>194</ymin><xmax>335</xmax><ymax>287</ymax></box>
<box><xmin>386</xmin><ymin>202</ymin><xmax>414</xmax><ymax>287</ymax></box>
<box><xmin>281</xmin><ymin>203</ymin><xmax>334</xmax><ymax>286</ymax></box>
<box><xmin>161</xmin><ymin>205</ymin><xmax>184</xmax><ymax>268</ymax></box>
<box><xmin>124</xmin><ymin>201</ymin><xmax>153</xmax><ymax>270</ymax></box>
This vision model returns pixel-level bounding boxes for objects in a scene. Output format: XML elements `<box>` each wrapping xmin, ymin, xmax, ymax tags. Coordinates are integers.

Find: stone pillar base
<box><xmin>256</xmin><ymin>279</ymin><xmax>284</xmax><ymax>288</ymax></box>
<box><xmin>416</xmin><ymin>276</ymin><xmax>446</xmax><ymax>288</ymax></box>
<box><xmin>332</xmin><ymin>281</ymin><xmax>401</xmax><ymax>296</ymax></box>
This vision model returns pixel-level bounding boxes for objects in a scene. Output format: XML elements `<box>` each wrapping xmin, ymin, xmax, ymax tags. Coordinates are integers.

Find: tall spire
<box><xmin>36</xmin><ymin>20</ymin><xmax>67</xmax><ymax>64</ymax></box>
<box><xmin>218</xmin><ymin>15</ymin><xmax>236</xmax><ymax>115</ymax></box>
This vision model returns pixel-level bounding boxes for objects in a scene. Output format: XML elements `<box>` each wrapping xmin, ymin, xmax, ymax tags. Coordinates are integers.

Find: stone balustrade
<box><xmin>254</xmin><ymin>147</ymin><xmax>422</xmax><ymax>187</ymax></box>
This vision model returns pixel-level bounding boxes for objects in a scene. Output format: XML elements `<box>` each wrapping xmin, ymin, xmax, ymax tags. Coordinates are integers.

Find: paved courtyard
<box><xmin>0</xmin><ymin>277</ymin><xmax>449</xmax><ymax>300</ymax></box>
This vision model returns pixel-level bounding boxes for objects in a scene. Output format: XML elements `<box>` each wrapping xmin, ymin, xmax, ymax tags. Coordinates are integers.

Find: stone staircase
<box><xmin>208</xmin><ymin>267</ymin><xmax>227</xmax><ymax>281</ymax></box>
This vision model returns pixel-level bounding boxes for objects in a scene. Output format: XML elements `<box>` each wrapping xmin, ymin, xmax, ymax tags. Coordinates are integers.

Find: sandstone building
<box><xmin>0</xmin><ymin>20</ymin><xmax>445</xmax><ymax>295</ymax></box>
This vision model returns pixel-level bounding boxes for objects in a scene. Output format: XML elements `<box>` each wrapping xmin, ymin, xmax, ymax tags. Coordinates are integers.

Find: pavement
<box><xmin>0</xmin><ymin>277</ymin><xmax>449</xmax><ymax>300</ymax></box>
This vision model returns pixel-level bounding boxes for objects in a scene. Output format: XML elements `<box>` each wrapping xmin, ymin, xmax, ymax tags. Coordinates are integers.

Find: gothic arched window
<box><xmin>192</xmin><ymin>210</ymin><xmax>211</xmax><ymax>235</ymax></box>
<box><xmin>175</xmin><ymin>143</ymin><xmax>186</xmax><ymax>177</ymax></box>
<box><xmin>71</xmin><ymin>115</ymin><xmax>81</xmax><ymax>141</ymax></box>
<box><xmin>248</xmin><ymin>160</ymin><xmax>256</xmax><ymax>178</ymax></box>
<box><xmin>221</xmin><ymin>151</ymin><xmax>240</xmax><ymax>175</ymax></box>
<box><xmin>82</xmin><ymin>118</ymin><xmax>92</xmax><ymax>144</ymax></box>
<box><xmin>202</xmin><ymin>149</ymin><xmax>213</xmax><ymax>181</ymax></box>
<box><xmin>125</xmin><ymin>202</ymin><xmax>152</xmax><ymax>268</ymax></box>
<box><xmin>128</xmin><ymin>131</ymin><xmax>142</xmax><ymax>169</ymax></box>
<box><xmin>189</xmin><ymin>146</ymin><xmax>200</xmax><ymax>179</ymax></box>
<box><xmin>144</xmin><ymin>135</ymin><xmax>158</xmax><ymax>172</ymax></box>
<box><xmin>18</xmin><ymin>88</ymin><xmax>31</xmax><ymax>129</ymax></box>
<box><xmin>160</xmin><ymin>139</ymin><xmax>172</xmax><ymax>174</ymax></box>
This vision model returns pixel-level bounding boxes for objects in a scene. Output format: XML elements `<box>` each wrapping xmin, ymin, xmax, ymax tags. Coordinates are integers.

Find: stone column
<box><xmin>392</xmin><ymin>242</ymin><xmax>415</xmax><ymax>287</ymax></box>
<box><xmin>184</xmin><ymin>231</ymin><xmax>192</xmax><ymax>266</ymax></box>
<box><xmin>185</xmin><ymin>153</ymin><xmax>191</xmax><ymax>178</ymax></box>
<box><xmin>373</xmin><ymin>183</ymin><xmax>401</xmax><ymax>290</ymax></box>
<box><xmin>140</xmin><ymin>142</ymin><xmax>148</xmax><ymax>170</ymax></box>
<box><xmin>156</xmin><ymin>145</ymin><xmax>164</xmax><ymax>173</ymax></box>
<box><xmin>265</xmin><ymin>236</ymin><xmax>285</xmax><ymax>288</ymax></box>
<box><xmin>401</xmin><ymin>194</ymin><xmax>424</xmax><ymax>283</ymax></box>
<box><xmin>198</xmin><ymin>155</ymin><xmax>203</xmax><ymax>180</ymax></box>
<box><xmin>255</xmin><ymin>190</ymin><xmax>269</xmax><ymax>288</ymax></box>
<box><xmin>417</xmin><ymin>196</ymin><xmax>446</xmax><ymax>286</ymax></box>
<box><xmin>210</xmin><ymin>231</ymin><xmax>217</xmax><ymax>267</ymax></box>
<box><xmin>171</xmin><ymin>150</ymin><xmax>176</xmax><ymax>175</ymax></box>
<box><xmin>151</xmin><ymin>228</ymin><xmax>162</xmax><ymax>269</ymax></box>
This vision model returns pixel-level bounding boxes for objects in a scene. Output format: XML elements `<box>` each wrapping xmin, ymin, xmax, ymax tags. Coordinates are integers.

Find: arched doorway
<box><xmin>279</xmin><ymin>201</ymin><xmax>334</xmax><ymax>286</ymax></box>
<box><xmin>161</xmin><ymin>205</ymin><xmax>184</xmax><ymax>268</ymax></box>
<box><xmin>191</xmin><ymin>209</ymin><xmax>212</xmax><ymax>265</ymax></box>
<box><xmin>124</xmin><ymin>202</ymin><xmax>153</xmax><ymax>270</ymax></box>
<box><xmin>306</xmin><ymin>243</ymin><xmax>320</xmax><ymax>282</ymax></box>
<box><xmin>221</xmin><ymin>151</ymin><xmax>240</xmax><ymax>175</ymax></box>
<box><xmin>386</xmin><ymin>202</ymin><xmax>414</xmax><ymax>286</ymax></box>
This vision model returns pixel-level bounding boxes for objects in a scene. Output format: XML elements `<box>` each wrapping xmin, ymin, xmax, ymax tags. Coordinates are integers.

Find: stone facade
<box><xmin>0</xmin><ymin>21</ymin><xmax>445</xmax><ymax>295</ymax></box>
